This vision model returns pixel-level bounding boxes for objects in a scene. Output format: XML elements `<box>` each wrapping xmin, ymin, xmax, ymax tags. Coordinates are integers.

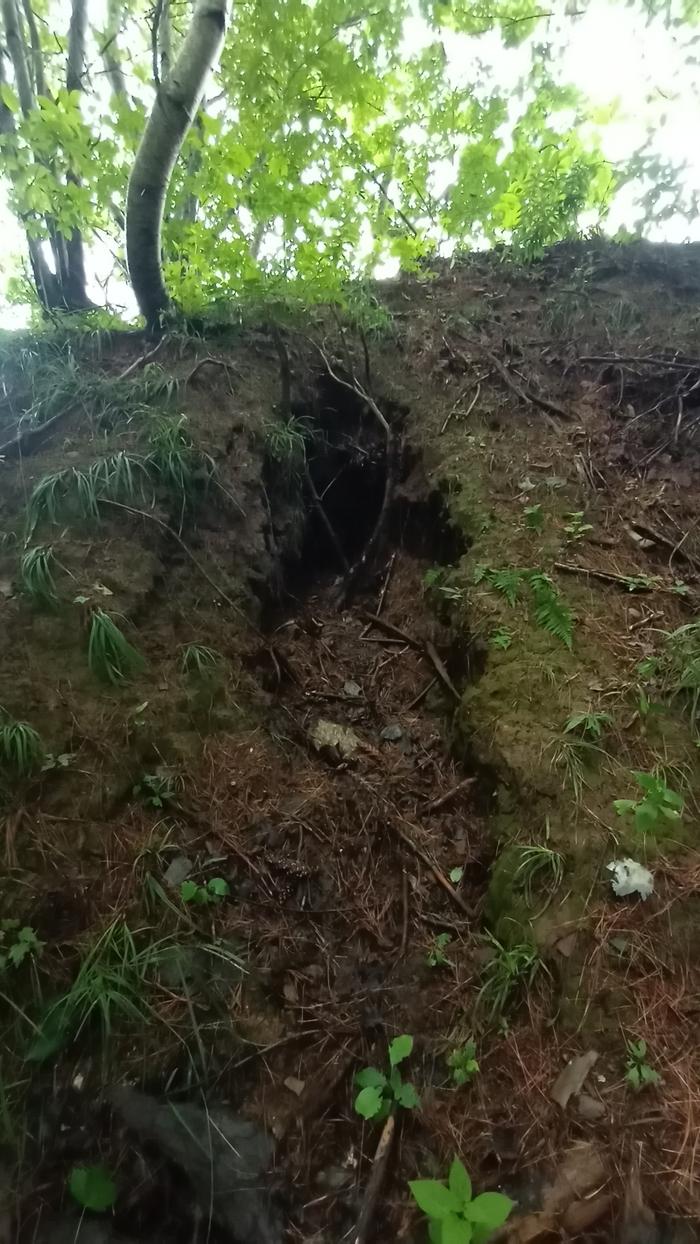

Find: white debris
<box><xmin>607</xmin><ymin>858</ymin><xmax>654</xmax><ymax>900</ymax></box>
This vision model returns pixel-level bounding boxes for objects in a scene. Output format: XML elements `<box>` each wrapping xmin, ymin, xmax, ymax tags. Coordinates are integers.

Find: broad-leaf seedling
<box><xmin>354</xmin><ymin>1034</ymin><xmax>420</xmax><ymax>1120</ymax></box>
<box><xmin>409</xmin><ymin>1157</ymin><xmax>514</xmax><ymax>1243</ymax></box>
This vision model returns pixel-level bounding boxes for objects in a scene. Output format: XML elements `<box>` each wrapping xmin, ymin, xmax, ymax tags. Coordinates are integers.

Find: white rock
<box><xmin>607</xmin><ymin>858</ymin><xmax>654</xmax><ymax>900</ymax></box>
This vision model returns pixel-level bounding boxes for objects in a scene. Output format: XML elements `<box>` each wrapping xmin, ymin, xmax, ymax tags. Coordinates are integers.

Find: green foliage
<box><xmin>424</xmin><ymin>567</ymin><xmax>464</xmax><ymax>604</ymax></box>
<box><xmin>477</xmin><ymin>935</ymin><xmax>542</xmax><ymax>1019</ymax></box>
<box><xmin>0</xmin><ymin>714</ymin><xmax>44</xmax><ymax>779</ymax></box>
<box><xmin>475</xmin><ymin>566</ymin><xmax>573</xmax><ymax>648</ymax></box>
<box><xmin>409</xmin><ymin>1157</ymin><xmax>514</xmax><ymax>1244</ymax></box>
<box><xmin>657</xmin><ymin>622</ymin><xmax>700</xmax><ymax>726</ymax></box>
<box><xmin>447</xmin><ymin>1040</ymin><xmax>479</xmax><ymax>1087</ymax></box>
<box><xmin>563</xmin><ymin>512</ymin><xmax>593</xmax><ymax>542</ymax></box>
<box><xmin>264</xmin><ymin>415</ymin><xmax>312</xmax><ymax>481</ymax></box>
<box><xmin>489</xmin><ymin>627</ymin><xmax>513</xmax><ymax>651</ymax></box>
<box><xmin>513</xmin><ymin>844</ymin><xmax>564</xmax><ymax>907</ymax></box>
<box><xmin>427</xmin><ymin>932</ymin><xmax>452</xmax><ymax>968</ymax></box>
<box><xmin>0</xmin><ymin>921</ymin><xmax>43</xmax><ymax>971</ymax></box>
<box><xmin>354</xmin><ymin>1034</ymin><xmax>419</xmax><ymax>1120</ymax></box>
<box><xmin>523</xmin><ymin>504</ymin><xmax>544</xmax><ymax>532</ymax></box>
<box><xmin>613</xmin><ymin>771</ymin><xmax>684</xmax><ymax>834</ymax></box>
<box><xmin>88</xmin><ymin>610</ymin><xmax>145</xmax><ymax>685</ymax></box>
<box><xmin>180</xmin><ymin>644</ymin><xmax>223</xmax><ymax>678</ymax></box>
<box><xmin>27</xmin><ymin>453</ymin><xmax>147</xmax><ymax>534</ymax></box>
<box><xmin>68</xmin><ymin>1165</ymin><xmax>117</xmax><ymax>1213</ymax></box>
<box><xmin>133</xmin><ymin>771</ymin><xmax>179</xmax><ymax>809</ymax></box>
<box><xmin>180</xmin><ymin>877</ymin><xmax>230</xmax><ymax>906</ymax></box>
<box><xmin>625</xmin><ymin>1039</ymin><xmax>660</xmax><ymax>1092</ymax></box>
<box><xmin>20</xmin><ymin>545</ymin><xmax>58</xmax><ymax>606</ymax></box>
<box><xmin>147</xmin><ymin>415</ymin><xmax>207</xmax><ymax>500</ymax></box>
<box><xmin>563</xmin><ymin>710</ymin><xmax>611</xmax><ymax>740</ymax></box>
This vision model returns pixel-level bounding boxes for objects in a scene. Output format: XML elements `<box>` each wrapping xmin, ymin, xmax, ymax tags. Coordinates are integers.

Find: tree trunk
<box><xmin>66</xmin><ymin>0</ymin><xmax>87</xmax><ymax>92</ymax></box>
<box><xmin>0</xmin><ymin>0</ymin><xmax>34</xmax><ymax>114</ymax></box>
<box><xmin>126</xmin><ymin>0</ymin><xmax>227</xmax><ymax>326</ymax></box>
<box><xmin>64</xmin><ymin>0</ymin><xmax>92</xmax><ymax>309</ymax></box>
<box><xmin>101</xmin><ymin>0</ymin><xmax>126</xmax><ymax>97</ymax></box>
<box><xmin>20</xmin><ymin>0</ymin><xmax>46</xmax><ymax>96</ymax></box>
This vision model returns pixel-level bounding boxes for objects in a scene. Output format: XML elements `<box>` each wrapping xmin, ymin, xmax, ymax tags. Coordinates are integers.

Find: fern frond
<box><xmin>528</xmin><ymin>574</ymin><xmax>573</xmax><ymax>649</ymax></box>
<box><xmin>489</xmin><ymin>569</ymin><xmax>523</xmax><ymax>607</ymax></box>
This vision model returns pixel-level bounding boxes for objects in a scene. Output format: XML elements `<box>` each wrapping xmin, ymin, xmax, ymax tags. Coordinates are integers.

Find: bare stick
<box><xmin>391</xmin><ymin>821</ymin><xmax>473</xmax><ymax>918</ymax></box>
<box><xmin>376</xmin><ymin>551</ymin><xmax>396</xmax><ymax>616</ymax></box>
<box><xmin>440</xmin><ymin>378</ymin><xmax>484</xmax><ymax>435</ymax></box>
<box><xmin>487</xmin><ymin>351</ymin><xmax>572</xmax><ymax>420</ymax></box>
<box><xmin>304</xmin><ymin>464</ymin><xmax>349</xmax><ymax>573</ymax></box>
<box><xmin>425</xmin><ymin>776</ymin><xmax>476</xmax><ymax>813</ymax></box>
<box><xmin>425</xmin><ymin>640</ymin><xmax>460</xmax><ymax>701</ymax></box>
<box><xmin>185</xmin><ymin>355</ymin><xmax>240</xmax><ymax>387</ymax></box>
<box><xmin>354</xmin><ymin>1114</ymin><xmax>396</xmax><ymax>1244</ymax></box>
<box><xmin>361</xmin><ymin>610</ymin><xmax>421</xmax><ymax>649</ymax></box>
<box><xmin>554</xmin><ymin>561</ymin><xmax>691</xmax><ymax>597</ymax></box>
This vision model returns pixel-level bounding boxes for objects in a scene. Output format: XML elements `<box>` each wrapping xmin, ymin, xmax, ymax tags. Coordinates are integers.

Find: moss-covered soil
<box><xmin>1</xmin><ymin>239</ymin><xmax>700</xmax><ymax>1242</ymax></box>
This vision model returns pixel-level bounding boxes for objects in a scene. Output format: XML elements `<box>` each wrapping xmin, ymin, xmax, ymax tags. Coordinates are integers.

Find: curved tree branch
<box><xmin>20</xmin><ymin>0</ymin><xmax>45</xmax><ymax>96</ymax></box>
<box><xmin>126</xmin><ymin>0</ymin><xmax>227</xmax><ymax>327</ymax></box>
<box><xmin>100</xmin><ymin>0</ymin><xmax>126</xmax><ymax>97</ymax></box>
<box><xmin>0</xmin><ymin>0</ymin><xmax>34</xmax><ymax>114</ymax></box>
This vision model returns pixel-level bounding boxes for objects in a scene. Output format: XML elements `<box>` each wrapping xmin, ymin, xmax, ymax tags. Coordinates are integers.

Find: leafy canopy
<box><xmin>0</xmin><ymin>0</ymin><xmax>694</xmax><ymax>317</ymax></box>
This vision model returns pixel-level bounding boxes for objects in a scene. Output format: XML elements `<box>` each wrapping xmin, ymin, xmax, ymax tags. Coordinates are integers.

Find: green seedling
<box><xmin>88</xmin><ymin>610</ymin><xmax>144</xmax><ymax>684</ymax></box>
<box><xmin>20</xmin><ymin>545</ymin><xmax>58</xmax><ymax>606</ymax></box>
<box><xmin>264</xmin><ymin>414</ymin><xmax>312</xmax><ymax>479</ymax></box>
<box><xmin>625</xmin><ymin>1038</ymin><xmax>660</xmax><ymax>1091</ymax></box>
<box><xmin>523</xmin><ymin>503</ymin><xmax>544</xmax><ymax>531</ymax></box>
<box><xmin>68</xmin><ymin>1165</ymin><xmax>117</xmax><ymax>1212</ymax></box>
<box><xmin>489</xmin><ymin>628</ymin><xmax>513</xmax><ymax>651</ymax></box>
<box><xmin>180</xmin><ymin>877</ymin><xmax>230</xmax><ymax>906</ymax></box>
<box><xmin>427</xmin><ymin>932</ymin><xmax>452</xmax><ymax>968</ymax></box>
<box><xmin>180</xmin><ymin>643</ymin><xmax>223</xmax><ymax>677</ymax></box>
<box><xmin>354</xmin><ymin>1034</ymin><xmax>419</xmax><ymax>1120</ymax></box>
<box><xmin>424</xmin><ymin>567</ymin><xmax>464</xmax><ymax>603</ymax></box>
<box><xmin>447</xmin><ymin>1040</ymin><xmax>479</xmax><ymax>1087</ymax></box>
<box><xmin>409</xmin><ymin>1157</ymin><xmax>514</xmax><ymax>1244</ymax></box>
<box><xmin>0</xmin><ymin>715</ymin><xmax>44</xmax><ymax>779</ymax></box>
<box><xmin>147</xmin><ymin>414</ymin><xmax>204</xmax><ymax>499</ymax></box>
<box><xmin>133</xmin><ymin>771</ymin><xmax>179</xmax><ymax>809</ymax></box>
<box><xmin>563</xmin><ymin>710</ymin><xmax>611</xmax><ymax>740</ymax></box>
<box><xmin>613</xmin><ymin>771</ymin><xmax>683</xmax><ymax>834</ymax></box>
<box><xmin>474</xmin><ymin>566</ymin><xmax>573</xmax><ymax>648</ymax></box>
<box><xmin>0</xmin><ymin>920</ymin><xmax>43</xmax><ymax>970</ymax></box>
<box><xmin>477</xmin><ymin>935</ymin><xmax>542</xmax><ymax>1019</ymax></box>
<box><xmin>563</xmin><ymin>511</ymin><xmax>593</xmax><ymax>541</ymax></box>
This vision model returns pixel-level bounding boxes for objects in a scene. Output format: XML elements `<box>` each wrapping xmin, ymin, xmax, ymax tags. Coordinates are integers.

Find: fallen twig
<box><xmin>630</xmin><ymin>519</ymin><xmax>700</xmax><ymax>573</ymax></box>
<box><xmin>439</xmin><ymin>377</ymin><xmax>485</xmax><ymax>434</ymax></box>
<box><xmin>425</xmin><ymin>776</ymin><xmax>476</xmax><ymax>813</ymax></box>
<box><xmin>579</xmin><ymin>353</ymin><xmax>700</xmax><ymax>371</ymax></box>
<box><xmin>185</xmin><ymin>355</ymin><xmax>240</xmax><ymax>386</ymax></box>
<box><xmin>376</xmin><ymin>551</ymin><xmax>396</xmax><ymax>616</ymax></box>
<box><xmin>424</xmin><ymin>640</ymin><xmax>460</xmax><ymax>701</ymax></box>
<box><xmin>360</xmin><ymin>611</ymin><xmax>421</xmax><ymax>649</ymax></box>
<box><xmin>354</xmin><ymin>1114</ymin><xmax>396</xmax><ymax>1244</ymax></box>
<box><xmin>487</xmin><ymin>351</ymin><xmax>572</xmax><ymax>420</ymax></box>
<box><xmin>361</xmin><ymin>613</ymin><xmax>461</xmax><ymax>700</ymax></box>
<box><xmin>399</xmin><ymin>871</ymin><xmax>409</xmax><ymax>957</ymax></box>
<box><xmin>554</xmin><ymin>561</ymin><xmax>689</xmax><ymax>596</ymax></box>
<box><xmin>304</xmin><ymin>464</ymin><xmax>349</xmax><ymax>573</ymax></box>
<box><xmin>391</xmin><ymin>821</ymin><xmax>473</xmax><ymax>918</ymax></box>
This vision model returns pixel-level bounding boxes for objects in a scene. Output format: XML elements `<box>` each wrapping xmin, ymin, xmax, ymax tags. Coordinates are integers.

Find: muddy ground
<box><xmin>1</xmin><ymin>238</ymin><xmax>700</xmax><ymax>1242</ymax></box>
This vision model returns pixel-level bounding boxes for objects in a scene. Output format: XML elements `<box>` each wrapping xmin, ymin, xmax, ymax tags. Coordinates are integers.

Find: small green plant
<box><xmin>133</xmin><ymin>771</ymin><xmax>179</xmax><ymax>809</ymax></box>
<box><xmin>180</xmin><ymin>643</ymin><xmax>222</xmax><ymax>677</ymax></box>
<box><xmin>426</xmin><ymin>932</ymin><xmax>452</xmax><ymax>968</ymax></box>
<box><xmin>88</xmin><ymin>610</ymin><xmax>144</xmax><ymax>684</ymax></box>
<box><xmin>409</xmin><ymin>1157</ymin><xmax>514</xmax><ymax>1244</ymax></box>
<box><xmin>658</xmin><ymin>622</ymin><xmax>700</xmax><ymax>727</ymax></box>
<box><xmin>474</xmin><ymin>565</ymin><xmax>522</xmax><ymax>606</ymax></box>
<box><xmin>523</xmin><ymin>503</ymin><xmax>544</xmax><ymax>532</ymax></box>
<box><xmin>20</xmin><ymin>545</ymin><xmax>58</xmax><ymax>606</ymax></box>
<box><xmin>563</xmin><ymin>511</ymin><xmax>593</xmax><ymax>541</ymax></box>
<box><xmin>354</xmin><ymin>1034</ymin><xmax>419</xmax><ymax>1120</ymax></box>
<box><xmin>0</xmin><ymin>715</ymin><xmax>44</xmax><ymax>779</ymax></box>
<box><xmin>68</xmin><ymin>1165</ymin><xmax>117</xmax><ymax>1212</ymax></box>
<box><xmin>625</xmin><ymin>1039</ymin><xmax>660</xmax><ymax>1091</ymax></box>
<box><xmin>264</xmin><ymin>414</ymin><xmax>312</xmax><ymax>480</ymax></box>
<box><xmin>514</xmin><ymin>844</ymin><xmax>564</xmax><ymax>908</ymax></box>
<box><xmin>424</xmin><ymin>567</ymin><xmax>464</xmax><ymax>604</ymax></box>
<box><xmin>563</xmin><ymin>710</ymin><xmax>611</xmax><ymax>740</ymax></box>
<box><xmin>474</xmin><ymin>566</ymin><xmax>573</xmax><ymax>648</ymax></box>
<box><xmin>0</xmin><ymin>920</ymin><xmax>43</xmax><ymax>970</ymax></box>
<box><xmin>477</xmin><ymin>935</ymin><xmax>542</xmax><ymax>1019</ymax></box>
<box><xmin>447</xmin><ymin>1040</ymin><xmax>479</xmax><ymax>1086</ymax></box>
<box><xmin>147</xmin><ymin>414</ymin><xmax>207</xmax><ymax>499</ymax></box>
<box><xmin>613</xmin><ymin>771</ymin><xmax>683</xmax><ymax>834</ymax></box>
<box><xmin>180</xmin><ymin>877</ymin><xmax>230</xmax><ymax>906</ymax></box>
<box><xmin>489</xmin><ymin>627</ymin><xmax>513</xmax><ymax>651</ymax></box>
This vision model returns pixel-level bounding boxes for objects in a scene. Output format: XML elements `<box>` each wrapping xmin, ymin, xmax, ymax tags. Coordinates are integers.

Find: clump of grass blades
<box><xmin>0</xmin><ymin>714</ymin><xmax>44</xmax><ymax>779</ymax></box>
<box><xmin>180</xmin><ymin>644</ymin><xmax>222</xmax><ymax>677</ymax></box>
<box><xmin>27</xmin><ymin>918</ymin><xmax>245</xmax><ymax>1062</ymax></box>
<box><xmin>659</xmin><ymin>622</ymin><xmax>700</xmax><ymax>727</ymax></box>
<box><xmin>147</xmin><ymin>415</ymin><xmax>206</xmax><ymax>498</ymax></box>
<box><xmin>514</xmin><ymin>844</ymin><xmax>564</xmax><ymax>909</ymax></box>
<box><xmin>264</xmin><ymin>415</ymin><xmax>313</xmax><ymax>480</ymax></box>
<box><xmin>20</xmin><ymin>546</ymin><xmax>57</xmax><ymax>606</ymax></box>
<box><xmin>27</xmin><ymin>454</ymin><xmax>149</xmax><ymax>534</ymax></box>
<box><xmin>88</xmin><ymin>610</ymin><xmax>144</xmax><ymax>684</ymax></box>
<box><xmin>477</xmin><ymin>934</ymin><xmax>543</xmax><ymax>1019</ymax></box>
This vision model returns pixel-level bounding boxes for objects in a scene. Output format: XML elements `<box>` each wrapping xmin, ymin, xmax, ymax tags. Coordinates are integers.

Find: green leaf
<box><xmin>448</xmin><ymin>1158</ymin><xmax>472</xmax><ymax>1206</ymax></box>
<box><xmin>354</xmin><ymin>1085</ymin><xmax>384</xmax><ymax>1119</ymax></box>
<box><xmin>68</xmin><ymin>1165</ymin><xmax>117</xmax><ymax>1212</ymax></box>
<box><xmin>409</xmin><ymin>1179</ymin><xmax>459</xmax><ymax>1219</ymax></box>
<box><xmin>442</xmin><ymin>1213</ymin><xmax>473</xmax><ymax>1244</ymax></box>
<box><xmin>207</xmin><ymin>876</ymin><xmax>230</xmax><ymax>897</ymax></box>
<box><xmin>450</xmin><ymin>867</ymin><xmax>464</xmax><ymax>884</ymax></box>
<box><xmin>396</xmin><ymin>1081</ymin><xmax>420</xmax><ymax>1109</ymax></box>
<box><xmin>355</xmin><ymin>1066</ymin><xmax>387</xmax><ymax>1090</ymax></box>
<box><xmin>613</xmin><ymin>799</ymin><xmax>636</xmax><ymax>816</ymax></box>
<box><xmin>388</xmin><ymin>1033</ymin><xmax>413</xmax><ymax>1066</ymax></box>
<box><xmin>466</xmin><ymin>1191</ymin><xmax>515</xmax><ymax>1229</ymax></box>
<box><xmin>179</xmin><ymin>880</ymin><xmax>200</xmax><ymax>903</ymax></box>
<box><xmin>0</xmin><ymin>84</ymin><xmax>19</xmax><ymax>114</ymax></box>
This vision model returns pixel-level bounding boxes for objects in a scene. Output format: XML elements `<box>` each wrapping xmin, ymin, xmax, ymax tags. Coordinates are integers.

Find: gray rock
<box><xmin>380</xmin><ymin>723</ymin><xmax>403</xmax><ymax>742</ymax></box>
<box><xmin>576</xmin><ymin>1092</ymin><xmax>607</xmax><ymax>1121</ymax></box>
<box><xmin>163</xmin><ymin>854</ymin><xmax>192</xmax><ymax>887</ymax></box>
<box><xmin>111</xmin><ymin>1086</ymin><xmax>282</xmax><ymax>1244</ymax></box>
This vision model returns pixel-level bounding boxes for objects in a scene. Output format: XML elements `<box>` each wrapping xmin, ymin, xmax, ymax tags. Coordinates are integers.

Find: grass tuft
<box><xmin>0</xmin><ymin>714</ymin><xmax>44</xmax><ymax>779</ymax></box>
<box><xmin>88</xmin><ymin>610</ymin><xmax>144</xmax><ymax>685</ymax></box>
<box><xmin>20</xmin><ymin>546</ymin><xmax>58</xmax><ymax>606</ymax></box>
<box><xmin>179</xmin><ymin>643</ymin><xmax>222</xmax><ymax>678</ymax></box>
